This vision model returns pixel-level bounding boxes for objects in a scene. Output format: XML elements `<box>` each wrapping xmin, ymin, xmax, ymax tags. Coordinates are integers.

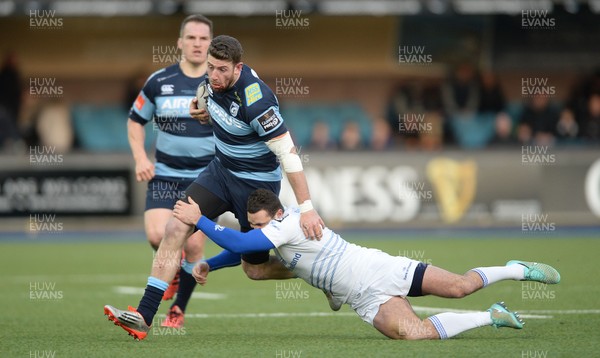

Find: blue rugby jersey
<box><xmin>206</xmin><ymin>64</ymin><xmax>288</xmax><ymax>182</ymax></box>
<box><xmin>129</xmin><ymin>64</ymin><xmax>215</xmax><ymax>178</ymax></box>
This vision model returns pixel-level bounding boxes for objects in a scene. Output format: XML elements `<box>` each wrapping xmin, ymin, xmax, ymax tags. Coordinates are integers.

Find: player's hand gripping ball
<box><xmin>196</xmin><ymin>82</ymin><xmax>209</xmax><ymax>111</ymax></box>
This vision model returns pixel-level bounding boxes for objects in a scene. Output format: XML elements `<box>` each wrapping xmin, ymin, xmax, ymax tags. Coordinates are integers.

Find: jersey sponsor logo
<box><xmin>208</xmin><ymin>100</ymin><xmax>245</xmax><ymax>129</ymax></box>
<box><xmin>160</xmin><ymin>97</ymin><xmax>192</xmax><ymax>111</ymax></box>
<box><xmin>257</xmin><ymin>108</ymin><xmax>281</xmax><ymax>132</ymax></box>
<box><xmin>288</xmin><ymin>252</ymin><xmax>302</xmax><ymax>270</ymax></box>
<box><xmin>245</xmin><ymin>83</ymin><xmax>263</xmax><ymax>106</ymax></box>
<box><xmin>229</xmin><ymin>102</ymin><xmax>239</xmax><ymax>117</ymax></box>
<box><xmin>161</xmin><ymin>84</ymin><xmax>175</xmax><ymax>95</ymax></box>
<box><xmin>134</xmin><ymin>94</ymin><xmax>145</xmax><ymax>110</ymax></box>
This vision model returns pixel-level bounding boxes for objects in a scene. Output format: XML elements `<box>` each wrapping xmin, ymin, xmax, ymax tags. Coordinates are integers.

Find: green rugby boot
<box><xmin>506</xmin><ymin>260</ymin><xmax>561</xmax><ymax>284</ymax></box>
<box><xmin>488</xmin><ymin>302</ymin><xmax>524</xmax><ymax>329</ymax></box>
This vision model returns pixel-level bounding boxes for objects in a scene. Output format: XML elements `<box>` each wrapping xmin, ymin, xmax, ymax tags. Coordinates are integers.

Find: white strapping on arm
<box><xmin>265</xmin><ymin>132</ymin><xmax>303</xmax><ymax>173</ymax></box>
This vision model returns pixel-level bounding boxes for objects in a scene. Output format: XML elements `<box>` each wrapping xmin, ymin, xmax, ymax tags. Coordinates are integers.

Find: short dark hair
<box><xmin>209</xmin><ymin>35</ymin><xmax>243</xmax><ymax>64</ymax></box>
<box><xmin>180</xmin><ymin>14</ymin><xmax>213</xmax><ymax>38</ymax></box>
<box><xmin>247</xmin><ymin>189</ymin><xmax>283</xmax><ymax>218</ymax></box>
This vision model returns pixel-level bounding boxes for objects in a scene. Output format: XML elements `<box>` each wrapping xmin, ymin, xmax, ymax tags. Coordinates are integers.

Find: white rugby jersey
<box><xmin>261</xmin><ymin>207</ymin><xmax>384</xmax><ymax>307</ymax></box>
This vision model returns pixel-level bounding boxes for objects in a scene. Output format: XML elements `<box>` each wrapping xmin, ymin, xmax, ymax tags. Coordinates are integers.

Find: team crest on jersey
<box><xmin>161</xmin><ymin>84</ymin><xmax>174</xmax><ymax>95</ymax></box>
<box><xmin>245</xmin><ymin>83</ymin><xmax>263</xmax><ymax>106</ymax></box>
<box><xmin>229</xmin><ymin>102</ymin><xmax>240</xmax><ymax>117</ymax></box>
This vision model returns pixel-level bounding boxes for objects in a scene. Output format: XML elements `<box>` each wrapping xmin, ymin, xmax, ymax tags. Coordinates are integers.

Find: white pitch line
<box><xmin>520</xmin><ymin>309</ymin><xmax>600</xmax><ymax>315</ymax></box>
<box><xmin>10</xmin><ymin>274</ymin><xmax>146</xmax><ymax>284</ymax></box>
<box><xmin>169</xmin><ymin>312</ymin><xmax>356</xmax><ymax>319</ymax></box>
<box><xmin>114</xmin><ymin>286</ymin><xmax>226</xmax><ymax>300</ymax></box>
<box><xmin>165</xmin><ymin>308</ymin><xmax>553</xmax><ymax>320</ymax></box>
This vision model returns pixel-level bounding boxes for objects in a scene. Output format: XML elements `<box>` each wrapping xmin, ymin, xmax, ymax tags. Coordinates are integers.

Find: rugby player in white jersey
<box><xmin>173</xmin><ymin>189</ymin><xmax>561</xmax><ymax>340</ymax></box>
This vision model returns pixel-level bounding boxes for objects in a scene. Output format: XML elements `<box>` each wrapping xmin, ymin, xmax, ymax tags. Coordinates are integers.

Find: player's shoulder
<box><xmin>238</xmin><ymin>64</ymin><xmax>277</xmax><ymax>110</ymax></box>
<box><xmin>147</xmin><ymin>64</ymin><xmax>181</xmax><ymax>84</ymax></box>
<box><xmin>275</xmin><ymin>207</ymin><xmax>302</xmax><ymax>232</ymax></box>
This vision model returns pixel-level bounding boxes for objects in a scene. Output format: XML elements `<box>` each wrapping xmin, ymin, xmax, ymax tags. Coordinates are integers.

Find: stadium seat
<box><xmin>71</xmin><ymin>104</ymin><xmax>156</xmax><ymax>152</ymax></box>
<box><xmin>450</xmin><ymin>112</ymin><xmax>496</xmax><ymax>149</ymax></box>
<box><xmin>280</xmin><ymin>101</ymin><xmax>372</xmax><ymax>148</ymax></box>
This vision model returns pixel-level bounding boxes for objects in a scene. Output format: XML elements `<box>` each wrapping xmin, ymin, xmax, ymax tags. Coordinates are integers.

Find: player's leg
<box><xmin>165</xmin><ymin>181</ymin><xmax>231</xmax><ymax>326</ymax></box>
<box><xmin>421</xmin><ymin>260</ymin><xmax>560</xmax><ymax>298</ymax></box>
<box><xmin>160</xmin><ymin>229</ymin><xmax>206</xmax><ymax>327</ymax></box>
<box><xmin>104</xmin><ymin>215</ymin><xmax>192</xmax><ymax>340</ymax></box>
<box><xmin>144</xmin><ymin>209</ymin><xmax>171</xmax><ymax>251</ymax></box>
<box><xmin>372</xmin><ymin>296</ymin><xmax>438</xmax><ymax>340</ymax></box>
<box><xmin>144</xmin><ymin>177</ymin><xmax>191</xmax><ymax>301</ymax></box>
<box><xmin>144</xmin><ymin>208</ymin><xmax>181</xmax><ymax>301</ymax></box>
<box><xmin>144</xmin><ymin>176</ymin><xmax>185</xmax><ymax>250</ymax></box>
<box><xmin>420</xmin><ymin>265</ymin><xmax>490</xmax><ymax>298</ymax></box>
<box><xmin>372</xmin><ymin>297</ymin><xmax>523</xmax><ymax>340</ymax></box>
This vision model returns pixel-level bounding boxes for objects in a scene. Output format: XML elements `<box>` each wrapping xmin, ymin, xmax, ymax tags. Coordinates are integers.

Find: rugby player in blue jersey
<box><xmin>126</xmin><ymin>15</ymin><xmax>214</xmax><ymax>321</ymax></box>
<box><xmin>105</xmin><ymin>35</ymin><xmax>324</xmax><ymax>339</ymax></box>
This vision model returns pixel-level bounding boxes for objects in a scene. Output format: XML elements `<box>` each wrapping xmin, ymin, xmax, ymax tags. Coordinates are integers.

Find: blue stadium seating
<box><xmin>71</xmin><ymin>104</ymin><xmax>156</xmax><ymax>152</ymax></box>
<box><xmin>280</xmin><ymin>102</ymin><xmax>372</xmax><ymax>147</ymax></box>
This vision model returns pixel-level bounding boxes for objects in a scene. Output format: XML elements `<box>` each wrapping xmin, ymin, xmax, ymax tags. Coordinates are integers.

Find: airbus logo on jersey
<box><xmin>161</xmin><ymin>84</ymin><xmax>174</xmax><ymax>95</ymax></box>
<box><xmin>230</xmin><ymin>102</ymin><xmax>239</xmax><ymax>117</ymax></box>
<box><xmin>160</xmin><ymin>97</ymin><xmax>192</xmax><ymax>110</ymax></box>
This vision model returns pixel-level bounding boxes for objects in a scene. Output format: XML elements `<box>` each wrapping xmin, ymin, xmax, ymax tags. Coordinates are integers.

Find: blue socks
<box><xmin>172</xmin><ymin>269</ymin><xmax>196</xmax><ymax>313</ymax></box>
<box><xmin>137</xmin><ymin>277</ymin><xmax>168</xmax><ymax>326</ymax></box>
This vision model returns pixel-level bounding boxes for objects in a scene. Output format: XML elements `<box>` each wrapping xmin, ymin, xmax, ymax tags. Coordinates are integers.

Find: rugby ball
<box><xmin>196</xmin><ymin>82</ymin><xmax>209</xmax><ymax>110</ymax></box>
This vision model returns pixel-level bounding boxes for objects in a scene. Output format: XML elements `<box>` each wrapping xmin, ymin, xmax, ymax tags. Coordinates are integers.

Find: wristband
<box><xmin>299</xmin><ymin>200</ymin><xmax>313</xmax><ymax>213</ymax></box>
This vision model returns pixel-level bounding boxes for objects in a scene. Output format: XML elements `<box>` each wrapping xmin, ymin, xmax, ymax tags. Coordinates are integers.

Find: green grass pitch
<box><xmin>1</xmin><ymin>234</ymin><xmax>599</xmax><ymax>357</ymax></box>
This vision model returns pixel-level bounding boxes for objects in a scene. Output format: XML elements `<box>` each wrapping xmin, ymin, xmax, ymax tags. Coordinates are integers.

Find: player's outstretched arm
<box><xmin>265</xmin><ymin>132</ymin><xmax>324</xmax><ymax>240</ymax></box>
<box><xmin>173</xmin><ymin>198</ymin><xmax>275</xmax><ymax>254</ymax></box>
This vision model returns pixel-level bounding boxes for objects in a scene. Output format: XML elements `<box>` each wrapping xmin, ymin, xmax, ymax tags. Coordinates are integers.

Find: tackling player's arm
<box><xmin>127</xmin><ymin>119</ymin><xmax>154</xmax><ymax>182</ymax></box>
<box><xmin>266</xmin><ymin>132</ymin><xmax>324</xmax><ymax>240</ymax></box>
<box><xmin>173</xmin><ymin>197</ymin><xmax>275</xmax><ymax>254</ymax></box>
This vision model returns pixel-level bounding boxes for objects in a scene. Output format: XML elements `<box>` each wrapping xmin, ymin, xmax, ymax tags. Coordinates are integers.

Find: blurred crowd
<box><xmin>1</xmin><ymin>52</ymin><xmax>599</xmax><ymax>154</ymax></box>
<box><xmin>379</xmin><ymin>62</ymin><xmax>600</xmax><ymax>151</ymax></box>
<box><xmin>0</xmin><ymin>52</ymin><xmax>73</xmax><ymax>154</ymax></box>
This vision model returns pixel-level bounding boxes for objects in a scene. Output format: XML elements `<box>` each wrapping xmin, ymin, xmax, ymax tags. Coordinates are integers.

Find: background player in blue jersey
<box><xmin>126</xmin><ymin>15</ymin><xmax>214</xmax><ymax>317</ymax></box>
<box><xmin>105</xmin><ymin>35</ymin><xmax>324</xmax><ymax>339</ymax></box>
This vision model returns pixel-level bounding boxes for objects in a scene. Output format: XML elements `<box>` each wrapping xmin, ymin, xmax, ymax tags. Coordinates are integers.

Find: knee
<box><xmin>449</xmin><ymin>278</ymin><xmax>472</xmax><ymax>298</ymax></box>
<box><xmin>146</xmin><ymin>225</ymin><xmax>164</xmax><ymax>249</ymax></box>
<box><xmin>242</xmin><ymin>262</ymin><xmax>266</xmax><ymax>280</ymax></box>
<box><xmin>164</xmin><ymin>218</ymin><xmax>192</xmax><ymax>243</ymax></box>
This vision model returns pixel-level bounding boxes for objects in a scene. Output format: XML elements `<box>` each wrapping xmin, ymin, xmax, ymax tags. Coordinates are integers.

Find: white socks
<box><xmin>428</xmin><ymin>312</ymin><xmax>492</xmax><ymax>339</ymax></box>
<box><xmin>471</xmin><ymin>265</ymin><xmax>525</xmax><ymax>287</ymax></box>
